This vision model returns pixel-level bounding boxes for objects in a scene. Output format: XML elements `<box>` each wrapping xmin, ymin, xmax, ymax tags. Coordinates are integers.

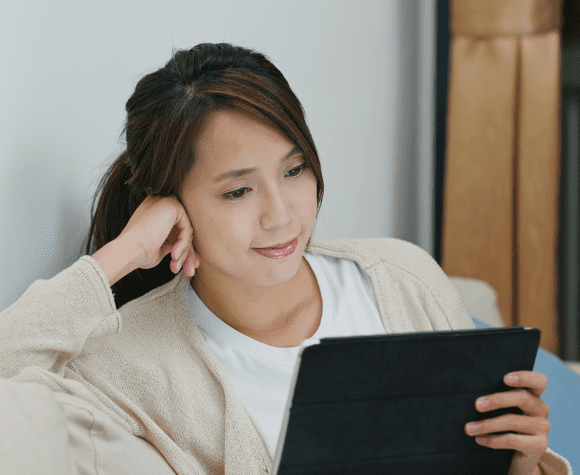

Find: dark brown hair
<box><xmin>84</xmin><ymin>43</ymin><xmax>324</xmax><ymax>309</ymax></box>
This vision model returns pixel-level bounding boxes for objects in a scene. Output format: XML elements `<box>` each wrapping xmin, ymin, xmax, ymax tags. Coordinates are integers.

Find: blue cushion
<box><xmin>471</xmin><ymin>317</ymin><xmax>580</xmax><ymax>470</ymax></box>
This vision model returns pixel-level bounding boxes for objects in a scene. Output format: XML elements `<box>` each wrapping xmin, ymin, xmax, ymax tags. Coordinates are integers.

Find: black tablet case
<box><xmin>275</xmin><ymin>327</ymin><xmax>541</xmax><ymax>475</ymax></box>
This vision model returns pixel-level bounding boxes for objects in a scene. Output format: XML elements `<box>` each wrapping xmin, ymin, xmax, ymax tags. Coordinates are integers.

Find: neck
<box><xmin>191</xmin><ymin>257</ymin><xmax>321</xmax><ymax>347</ymax></box>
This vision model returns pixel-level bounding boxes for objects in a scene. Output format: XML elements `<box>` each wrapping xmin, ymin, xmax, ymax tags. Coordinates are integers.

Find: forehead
<box><xmin>192</xmin><ymin>110</ymin><xmax>294</xmax><ymax>176</ymax></box>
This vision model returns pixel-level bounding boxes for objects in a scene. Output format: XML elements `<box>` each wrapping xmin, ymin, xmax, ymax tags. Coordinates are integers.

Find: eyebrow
<box><xmin>213</xmin><ymin>148</ymin><xmax>302</xmax><ymax>183</ymax></box>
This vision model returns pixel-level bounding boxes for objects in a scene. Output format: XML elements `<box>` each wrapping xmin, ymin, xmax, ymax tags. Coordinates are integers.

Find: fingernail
<box><xmin>505</xmin><ymin>373</ymin><xmax>518</xmax><ymax>384</ymax></box>
<box><xmin>475</xmin><ymin>437</ymin><xmax>489</xmax><ymax>445</ymax></box>
<box><xmin>476</xmin><ymin>397</ymin><xmax>489</xmax><ymax>410</ymax></box>
<box><xmin>466</xmin><ymin>423</ymin><xmax>479</xmax><ymax>434</ymax></box>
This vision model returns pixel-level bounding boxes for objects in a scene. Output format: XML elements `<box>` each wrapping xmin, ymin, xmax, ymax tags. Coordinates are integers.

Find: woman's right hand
<box><xmin>92</xmin><ymin>195</ymin><xmax>199</xmax><ymax>286</ymax></box>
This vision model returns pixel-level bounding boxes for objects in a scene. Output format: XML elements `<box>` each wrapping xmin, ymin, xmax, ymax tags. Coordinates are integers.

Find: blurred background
<box><xmin>0</xmin><ymin>0</ymin><xmax>579</xmax><ymax>364</ymax></box>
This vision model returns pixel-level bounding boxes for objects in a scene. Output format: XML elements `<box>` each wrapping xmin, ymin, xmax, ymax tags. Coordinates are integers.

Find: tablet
<box><xmin>271</xmin><ymin>326</ymin><xmax>541</xmax><ymax>475</ymax></box>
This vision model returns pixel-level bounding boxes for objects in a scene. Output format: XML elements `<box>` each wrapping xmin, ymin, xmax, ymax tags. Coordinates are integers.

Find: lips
<box><xmin>252</xmin><ymin>237</ymin><xmax>298</xmax><ymax>259</ymax></box>
<box><xmin>257</xmin><ymin>238</ymin><xmax>296</xmax><ymax>250</ymax></box>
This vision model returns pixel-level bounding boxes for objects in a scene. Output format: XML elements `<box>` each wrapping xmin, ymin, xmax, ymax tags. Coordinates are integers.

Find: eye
<box><xmin>223</xmin><ymin>187</ymin><xmax>251</xmax><ymax>200</ymax></box>
<box><xmin>286</xmin><ymin>162</ymin><xmax>309</xmax><ymax>178</ymax></box>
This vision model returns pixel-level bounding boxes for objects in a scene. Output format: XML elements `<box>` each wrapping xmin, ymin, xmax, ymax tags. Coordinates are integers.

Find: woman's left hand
<box><xmin>464</xmin><ymin>371</ymin><xmax>550</xmax><ymax>475</ymax></box>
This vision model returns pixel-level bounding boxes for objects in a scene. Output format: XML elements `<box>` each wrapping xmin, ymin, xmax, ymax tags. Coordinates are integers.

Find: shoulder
<box><xmin>307</xmin><ymin>237</ymin><xmax>439</xmax><ymax>277</ymax></box>
<box><xmin>306</xmin><ymin>237</ymin><xmax>447</xmax><ymax>303</ymax></box>
<box><xmin>307</xmin><ymin>237</ymin><xmax>473</xmax><ymax>331</ymax></box>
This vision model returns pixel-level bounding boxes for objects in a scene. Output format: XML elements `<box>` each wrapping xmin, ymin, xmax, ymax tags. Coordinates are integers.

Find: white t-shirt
<box><xmin>186</xmin><ymin>251</ymin><xmax>386</xmax><ymax>450</ymax></box>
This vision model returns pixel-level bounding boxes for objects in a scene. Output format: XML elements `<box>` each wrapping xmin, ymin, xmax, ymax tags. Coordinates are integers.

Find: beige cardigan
<box><xmin>0</xmin><ymin>238</ymin><xmax>572</xmax><ymax>474</ymax></box>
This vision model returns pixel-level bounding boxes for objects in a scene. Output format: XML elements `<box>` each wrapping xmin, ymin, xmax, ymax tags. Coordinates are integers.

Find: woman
<box><xmin>0</xmin><ymin>43</ymin><xmax>570</xmax><ymax>474</ymax></box>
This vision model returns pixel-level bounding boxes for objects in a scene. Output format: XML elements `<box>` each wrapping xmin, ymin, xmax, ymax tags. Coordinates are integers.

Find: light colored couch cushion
<box><xmin>448</xmin><ymin>276</ymin><xmax>505</xmax><ymax>328</ymax></box>
<box><xmin>0</xmin><ymin>378</ymin><xmax>176</xmax><ymax>475</ymax></box>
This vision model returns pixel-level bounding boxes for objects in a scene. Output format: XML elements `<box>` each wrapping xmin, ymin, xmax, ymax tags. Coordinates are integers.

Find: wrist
<box><xmin>91</xmin><ymin>237</ymin><xmax>142</xmax><ymax>287</ymax></box>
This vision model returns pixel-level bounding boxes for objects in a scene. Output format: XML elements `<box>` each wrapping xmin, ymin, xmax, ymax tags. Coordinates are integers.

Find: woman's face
<box><xmin>179</xmin><ymin>110</ymin><xmax>318</xmax><ymax>289</ymax></box>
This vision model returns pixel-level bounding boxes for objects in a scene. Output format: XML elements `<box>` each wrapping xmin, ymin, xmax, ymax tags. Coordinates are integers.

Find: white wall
<box><xmin>0</xmin><ymin>0</ymin><xmax>435</xmax><ymax>312</ymax></box>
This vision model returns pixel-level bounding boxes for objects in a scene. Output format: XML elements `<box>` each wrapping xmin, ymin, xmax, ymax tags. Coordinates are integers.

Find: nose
<box><xmin>259</xmin><ymin>182</ymin><xmax>291</xmax><ymax>231</ymax></box>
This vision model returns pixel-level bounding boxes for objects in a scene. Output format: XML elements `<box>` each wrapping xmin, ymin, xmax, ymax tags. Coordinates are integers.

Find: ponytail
<box><xmin>84</xmin><ymin>152</ymin><xmax>174</xmax><ymax>309</ymax></box>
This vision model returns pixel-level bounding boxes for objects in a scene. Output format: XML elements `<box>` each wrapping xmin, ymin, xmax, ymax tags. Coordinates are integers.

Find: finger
<box><xmin>171</xmin><ymin>248</ymin><xmax>190</xmax><ymax>274</ymax></box>
<box><xmin>171</xmin><ymin>206</ymin><xmax>194</xmax><ymax>258</ymax></box>
<box><xmin>465</xmin><ymin>414</ymin><xmax>550</xmax><ymax>438</ymax></box>
<box><xmin>175</xmin><ymin>244</ymin><xmax>198</xmax><ymax>277</ymax></box>
<box><xmin>182</xmin><ymin>257</ymin><xmax>193</xmax><ymax>277</ymax></box>
<box><xmin>475</xmin><ymin>432</ymin><xmax>548</xmax><ymax>454</ymax></box>
<box><xmin>164</xmin><ymin>225</ymin><xmax>180</xmax><ymax>254</ymax></box>
<box><xmin>170</xmin><ymin>227</ymin><xmax>193</xmax><ymax>261</ymax></box>
<box><xmin>170</xmin><ymin>258</ymin><xmax>181</xmax><ymax>274</ymax></box>
<box><xmin>160</xmin><ymin>243</ymin><xmax>174</xmax><ymax>259</ymax></box>
<box><xmin>476</xmin><ymin>389</ymin><xmax>549</xmax><ymax>418</ymax></box>
<box><xmin>185</xmin><ymin>244</ymin><xmax>200</xmax><ymax>276</ymax></box>
<box><xmin>504</xmin><ymin>371</ymin><xmax>548</xmax><ymax>397</ymax></box>
<box><xmin>183</xmin><ymin>254</ymin><xmax>196</xmax><ymax>277</ymax></box>
<box><xmin>164</xmin><ymin>237</ymin><xmax>187</xmax><ymax>274</ymax></box>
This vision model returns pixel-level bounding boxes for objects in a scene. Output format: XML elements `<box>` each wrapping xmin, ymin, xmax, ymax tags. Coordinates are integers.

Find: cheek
<box><xmin>297</xmin><ymin>176</ymin><xmax>319</xmax><ymax>221</ymax></box>
<box><xmin>190</xmin><ymin>204</ymin><xmax>254</xmax><ymax>257</ymax></box>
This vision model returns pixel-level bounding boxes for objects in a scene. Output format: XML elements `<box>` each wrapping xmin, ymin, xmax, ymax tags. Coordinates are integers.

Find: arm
<box><xmin>0</xmin><ymin>195</ymin><xmax>198</xmax><ymax>380</ymax></box>
<box><xmin>0</xmin><ymin>241</ymin><xmax>131</xmax><ymax>379</ymax></box>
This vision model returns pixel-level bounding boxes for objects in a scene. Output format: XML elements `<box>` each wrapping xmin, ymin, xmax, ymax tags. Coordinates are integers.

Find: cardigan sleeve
<box><xmin>538</xmin><ymin>448</ymin><xmax>573</xmax><ymax>475</ymax></box>
<box><xmin>0</xmin><ymin>256</ymin><xmax>121</xmax><ymax>380</ymax></box>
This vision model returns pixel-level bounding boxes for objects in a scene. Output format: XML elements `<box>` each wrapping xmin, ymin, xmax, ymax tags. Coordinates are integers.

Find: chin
<box><xmin>257</xmin><ymin>259</ymin><xmax>303</xmax><ymax>288</ymax></box>
<box><xmin>248</xmin><ymin>246</ymin><xmax>304</xmax><ymax>287</ymax></box>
